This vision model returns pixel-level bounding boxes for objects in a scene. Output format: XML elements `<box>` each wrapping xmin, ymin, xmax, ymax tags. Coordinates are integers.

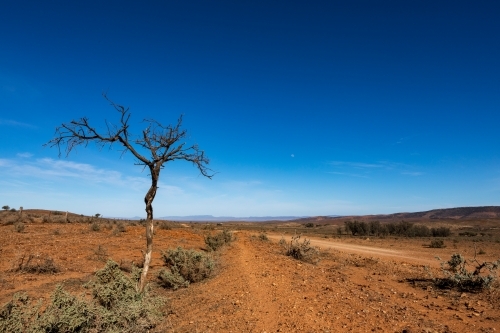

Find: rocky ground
<box><xmin>1</xmin><ymin>221</ymin><xmax>499</xmax><ymax>332</ymax></box>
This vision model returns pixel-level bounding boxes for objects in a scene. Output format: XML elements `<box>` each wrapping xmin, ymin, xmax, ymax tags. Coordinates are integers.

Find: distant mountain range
<box><xmin>109</xmin><ymin>206</ymin><xmax>500</xmax><ymax>222</ymax></box>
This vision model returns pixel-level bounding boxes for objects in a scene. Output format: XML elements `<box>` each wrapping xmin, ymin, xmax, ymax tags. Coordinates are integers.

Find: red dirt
<box><xmin>1</xmin><ymin>222</ymin><xmax>500</xmax><ymax>332</ymax></box>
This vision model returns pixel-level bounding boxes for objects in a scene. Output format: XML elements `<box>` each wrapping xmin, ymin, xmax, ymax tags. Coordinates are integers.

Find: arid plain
<box><xmin>1</xmin><ymin>209</ymin><xmax>500</xmax><ymax>332</ymax></box>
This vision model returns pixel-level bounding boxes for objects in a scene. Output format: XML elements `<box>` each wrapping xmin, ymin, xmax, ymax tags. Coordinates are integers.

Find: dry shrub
<box><xmin>90</xmin><ymin>245</ymin><xmax>109</xmax><ymax>262</ymax></box>
<box><xmin>258</xmin><ymin>233</ymin><xmax>269</xmax><ymax>241</ymax></box>
<box><xmin>158</xmin><ymin>221</ymin><xmax>172</xmax><ymax>230</ymax></box>
<box><xmin>158</xmin><ymin>247</ymin><xmax>215</xmax><ymax>290</ymax></box>
<box><xmin>14</xmin><ymin>222</ymin><xmax>25</xmax><ymax>233</ymax></box>
<box><xmin>0</xmin><ymin>261</ymin><xmax>165</xmax><ymax>333</ymax></box>
<box><xmin>435</xmin><ymin>252</ymin><xmax>500</xmax><ymax>292</ymax></box>
<box><xmin>204</xmin><ymin>229</ymin><xmax>233</xmax><ymax>251</ymax></box>
<box><xmin>282</xmin><ymin>235</ymin><xmax>320</xmax><ymax>264</ymax></box>
<box><xmin>2</xmin><ymin>214</ymin><xmax>19</xmax><ymax>226</ymax></box>
<box><xmin>90</xmin><ymin>221</ymin><xmax>100</xmax><ymax>232</ymax></box>
<box><xmin>13</xmin><ymin>254</ymin><xmax>59</xmax><ymax>274</ymax></box>
<box><xmin>115</xmin><ymin>222</ymin><xmax>126</xmax><ymax>233</ymax></box>
<box><xmin>429</xmin><ymin>239</ymin><xmax>446</xmax><ymax>248</ymax></box>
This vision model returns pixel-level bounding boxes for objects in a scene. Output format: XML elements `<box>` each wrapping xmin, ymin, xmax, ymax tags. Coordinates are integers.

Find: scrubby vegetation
<box><xmin>90</xmin><ymin>221</ymin><xmax>101</xmax><ymax>232</ymax></box>
<box><xmin>14</xmin><ymin>222</ymin><xmax>25</xmax><ymax>233</ymax></box>
<box><xmin>157</xmin><ymin>247</ymin><xmax>215</xmax><ymax>290</ymax></box>
<box><xmin>344</xmin><ymin>220</ymin><xmax>451</xmax><ymax>238</ymax></box>
<box><xmin>459</xmin><ymin>231</ymin><xmax>478</xmax><ymax>237</ymax></box>
<box><xmin>90</xmin><ymin>245</ymin><xmax>109</xmax><ymax>262</ymax></box>
<box><xmin>429</xmin><ymin>239</ymin><xmax>446</xmax><ymax>248</ymax></box>
<box><xmin>12</xmin><ymin>254</ymin><xmax>59</xmax><ymax>274</ymax></box>
<box><xmin>281</xmin><ymin>235</ymin><xmax>320</xmax><ymax>264</ymax></box>
<box><xmin>258</xmin><ymin>233</ymin><xmax>269</xmax><ymax>241</ymax></box>
<box><xmin>204</xmin><ymin>229</ymin><xmax>233</xmax><ymax>251</ymax></box>
<box><xmin>158</xmin><ymin>221</ymin><xmax>172</xmax><ymax>230</ymax></box>
<box><xmin>0</xmin><ymin>261</ymin><xmax>165</xmax><ymax>332</ymax></box>
<box><xmin>116</xmin><ymin>221</ymin><xmax>126</xmax><ymax>232</ymax></box>
<box><xmin>435</xmin><ymin>252</ymin><xmax>500</xmax><ymax>292</ymax></box>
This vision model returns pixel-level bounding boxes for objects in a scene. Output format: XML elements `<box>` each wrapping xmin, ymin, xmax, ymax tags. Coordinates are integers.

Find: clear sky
<box><xmin>1</xmin><ymin>1</ymin><xmax>499</xmax><ymax>218</ymax></box>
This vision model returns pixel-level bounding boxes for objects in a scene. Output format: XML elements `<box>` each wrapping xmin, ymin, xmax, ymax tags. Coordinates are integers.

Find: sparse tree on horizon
<box><xmin>45</xmin><ymin>93</ymin><xmax>213</xmax><ymax>292</ymax></box>
<box><xmin>2</xmin><ymin>205</ymin><xmax>9</xmax><ymax>211</ymax></box>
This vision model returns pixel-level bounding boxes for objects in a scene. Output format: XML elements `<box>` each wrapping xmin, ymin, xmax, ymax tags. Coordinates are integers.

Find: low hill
<box><xmin>295</xmin><ymin>206</ymin><xmax>500</xmax><ymax>224</ymax></box>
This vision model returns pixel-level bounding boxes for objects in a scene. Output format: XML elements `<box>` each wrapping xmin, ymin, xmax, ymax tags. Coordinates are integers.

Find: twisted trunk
<box><xmin>138</xmin><ymin>166</ymin><xmax>159</xmax><ymax>293</ymax></box>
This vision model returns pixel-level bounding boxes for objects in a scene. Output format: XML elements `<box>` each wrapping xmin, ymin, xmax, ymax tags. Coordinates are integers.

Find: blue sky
<box><xmin>1</xmin><ymin>1</ymin><xmax>499</xmax><ymax>217</ymax></box>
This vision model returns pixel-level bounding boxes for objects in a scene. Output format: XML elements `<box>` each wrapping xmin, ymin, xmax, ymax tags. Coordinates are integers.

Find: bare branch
<box><xmin>45</xmin><ymin>94</ymin><xmax>214</xmax><ymax>293</ymax></box>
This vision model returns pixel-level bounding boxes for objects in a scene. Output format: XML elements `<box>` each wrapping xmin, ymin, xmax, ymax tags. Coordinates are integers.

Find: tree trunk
<box><xmin>138</xmin><ymin>169</ymin><xmax>159</xmax><ymax>293</ymax></box>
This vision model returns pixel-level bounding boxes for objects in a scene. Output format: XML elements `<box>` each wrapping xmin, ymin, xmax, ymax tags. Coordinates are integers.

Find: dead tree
<box><xmin>45</xmin><ymin>94</ymin><xmax>213</xmax><ymax>292</ymax></box>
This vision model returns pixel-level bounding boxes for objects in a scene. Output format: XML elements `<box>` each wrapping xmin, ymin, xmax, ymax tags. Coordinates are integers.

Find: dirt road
<box><xmin>1</xmin><ymin>224</ymin><xmax>499</xmax><ymax>332</ymax></box>
<box><xmin>267</xmin><ymin>234</ymin><xmax>442</xmax><ymax>267</ymax></box>
<box><xmin>165</xmin><ymin>231</ymin><xmax>500</xmax><ymax>332</ymax></box>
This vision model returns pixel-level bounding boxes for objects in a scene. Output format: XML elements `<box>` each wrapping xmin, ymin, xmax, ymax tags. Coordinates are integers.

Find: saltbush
<box><xmin>435</xmin><ymin>253</ymin><xmax>500</xmax><ymax>292</ymax></box>
<box><xmin>0</xmin><ymin>260</ymin><xmax>165</xmax><ymax>333</ymax></box>
<box><xmin>158</xmin><ymin>247</ymin><xmax>215</xmax><ymax>290</ymax></box>
<box><xmin>204</xmin><ymin>229</ymin><xmax>233</xmax><ymax>251</ymax></box>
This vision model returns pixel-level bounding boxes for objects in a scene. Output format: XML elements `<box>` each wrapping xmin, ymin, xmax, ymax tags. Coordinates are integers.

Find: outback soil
<box><xmin>1</xmin><ymin>221</ymin><xmax>500</xmax><ymax>333</ymax></box>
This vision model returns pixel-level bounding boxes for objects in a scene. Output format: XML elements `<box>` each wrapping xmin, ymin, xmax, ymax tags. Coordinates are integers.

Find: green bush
<box><xmin>158</xmin><ymin>247</ymin><xmax>215</xmax><ymax>290</ymax></box>
<box><xmin>0</xmin><ymin>261</ymin><xmax>165</xmax><ymax>332</ymax></box>
<box><xmin>204</xmin><ymin>229</ymin><xmax>233</xmax><ymax>251</ymax></box>
<box><xmin>344</xmin><ymin>220</ymin><xmax>452</xmax><ymax>238</ymax></box>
